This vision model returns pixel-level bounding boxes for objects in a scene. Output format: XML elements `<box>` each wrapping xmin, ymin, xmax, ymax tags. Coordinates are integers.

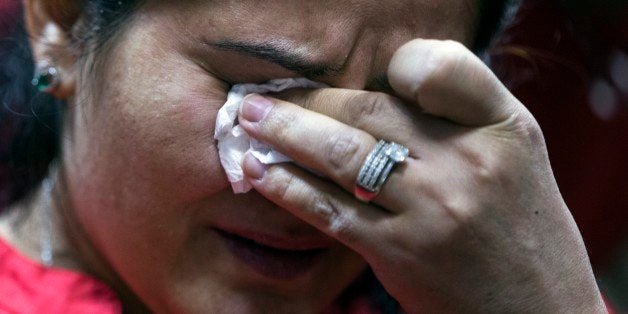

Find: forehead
<box><xmin>205</xmin><ymin>1</ymin><xmax>476</xmax><ymax>30</ymax></box>
<box><xmin>137</xmin><ymin>0</ymin><xmax>479</xmax><ymax>87</ymax></box>
<box><xmin>154</xmin><ymin>0</ymin><xmax>478</xmax><ymax>47</ymax></box>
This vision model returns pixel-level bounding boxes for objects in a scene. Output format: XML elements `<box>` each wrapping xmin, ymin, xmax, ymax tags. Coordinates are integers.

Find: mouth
<box><xmin>212</xmin><ymin>228</ymin><xmax>329</xmax><ymax>280</ymax></box>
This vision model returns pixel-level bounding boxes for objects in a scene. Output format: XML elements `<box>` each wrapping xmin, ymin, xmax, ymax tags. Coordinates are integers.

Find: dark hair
<box><xmin>0</xmin><ymin>0</ymin><xmax>142</xmax><ymax>209</ymax></box>
<box><xmin>474</xmin><ymin>0</ymin><xmax>522</xmax><ymax>53</ymax></box>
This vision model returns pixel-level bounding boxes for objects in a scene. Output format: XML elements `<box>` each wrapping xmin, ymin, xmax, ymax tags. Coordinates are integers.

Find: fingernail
<box><xmin>243</xmin><ymin>153</ymin><xmax>268</xmax><ymax>180</ymax></box>
<box><xmin>241</xmin><ymin>94</ymin><xmax>273</xmax><ymax>123</ymax></box>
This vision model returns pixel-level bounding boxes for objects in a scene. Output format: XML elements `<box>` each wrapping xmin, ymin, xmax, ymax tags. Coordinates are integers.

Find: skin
<box><xmin>0</xmin><ymin>0</ymin><xmax>606</xmax><ymax>313</ymax></box>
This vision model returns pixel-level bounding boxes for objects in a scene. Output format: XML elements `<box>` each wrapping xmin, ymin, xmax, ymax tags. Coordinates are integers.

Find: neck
<box><xmin>0</xmin><ymin>165</ymin><xmax>150</xmax><ymax>313</ymax></box>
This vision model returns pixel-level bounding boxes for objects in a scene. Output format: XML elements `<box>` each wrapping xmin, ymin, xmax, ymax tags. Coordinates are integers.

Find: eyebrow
<box><xmin>207</xmin><ymin>40</ymin><xmax>394</xmax><ymax>93</ymax></box>
<box><xmin>208</xmin><ymin>40</ymin><xmax>345</xmax><ymax>78</ymax></box>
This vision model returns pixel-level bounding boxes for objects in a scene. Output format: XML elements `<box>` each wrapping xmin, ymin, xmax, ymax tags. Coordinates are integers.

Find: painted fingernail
<box><xmin>241</xmin><ymin>94</ymin><xmax>273</xmax><ymax>123</ymax></box>
<box><xmin>243</xmin><ymin>153</ymin><xmax>268</xmax><ymax>180</ymax></box>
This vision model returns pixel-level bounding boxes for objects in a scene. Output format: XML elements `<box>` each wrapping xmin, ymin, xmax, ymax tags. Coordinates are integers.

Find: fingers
<box><xmin>242</xmin><ymin>153</ymin><xmax>390</xmax><ymax>254</ymax></box>
<box><xmin>238</xmin><ymin>94</ymin><xmax>417</xmax><ymax>209</ymax></box>
<box><xmin>239</xmin><ymin>94</ymin><xmax>377</xmax><ymax>192</ymax></box>
<box><xmin>387</xmin><ymin>39</ymin><xmax>523</xmax><ymax>127</ymax></box>
<box><xmin>270</xmin><ymin>88</ymin><xmax>423</xmax><ymax>146</ymax></box>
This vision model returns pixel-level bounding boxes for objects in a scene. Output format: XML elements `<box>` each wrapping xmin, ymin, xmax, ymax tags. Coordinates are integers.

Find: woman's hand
<box><xmin>237</xmin><ymin>39</ymin><xmax>606</xmax><ymax>313</ymax></box>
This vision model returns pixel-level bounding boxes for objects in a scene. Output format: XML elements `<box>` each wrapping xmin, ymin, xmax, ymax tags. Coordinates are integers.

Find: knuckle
<box><xmin>265</xmin><ymin>167</ymin><xmax>297</xmax><ymax>202</ymax></box>
<box><xmin>420</xmin><ymin>40</ymin><xmax>473</xmax><ymax>92</ymax></box>
<box><xmin>310</xmin><ymin>193</ymin><xmax>357</xmax><ymax>241</ymax></box>
<box><xmin>435</xmin><ymin>190</ymin><xmax>480</xmax><ymax>227</ymax></box>
<box><xmin>467</xmin><ymin>150</ymin><xmax>497</xmax><ymax>181</ymax></box>
<box><xmin>310</xmin><ymin>193</ymin><xmax>339</xmax><ymax>222</ymax></box>
<box><xmin>349</xmin><ymin>92</ymin><xmax>394</xmax><ymax>127</ymax></box>
<box><xmin>324</xmin><ymin>131</ymin><xmax>366</xmax><ymax>177</ymax></box>
<box><xmin>310</xmin><ymin>193</ymin><xmax>339</xmax><ymax>224</ymax></box>
<box><xmin>475</xmin><ymin>154</ymin><xmax>510</xmax><ymax>188</ymax></box>
<box><xmin>456</xmin><ymin>141</ymin><xmax>511</xmax><ymax>188</ymax></box>
<box><xmin>432</xmin><ymin>41</ymin><xmax>469</xmax><ymax>76</ymax></box>
<box><xmin>263</xmin><ymin>109</ymin><xmax>297</xmax><ymax>143</ymax></box>
<box><xmin>514</xmin><ymin>113</ymin><xmax>545</xmax><ymax>148</ymax></box>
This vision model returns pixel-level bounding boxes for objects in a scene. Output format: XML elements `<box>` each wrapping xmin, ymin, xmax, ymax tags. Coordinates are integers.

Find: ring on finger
<box><xmin>355</xmin><ymin>140</ymin><xmax>409</xmax><ymax>202</ymax></box>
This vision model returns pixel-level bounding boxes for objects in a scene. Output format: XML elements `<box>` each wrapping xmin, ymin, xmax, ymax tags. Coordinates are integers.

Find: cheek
<box><xmin>63</xmin><ymin>55</ymin><xmax>235</xmax><ymax>299</ymax></box>
<box><xmin>103</xmin><ymin>72</ymin><xmax>231</xmax><ymax>202</ymax></box>
<box><xmin>65</xmin><ymin>50</ymin><xmax>234</xmax><ymax>249</ymax></box>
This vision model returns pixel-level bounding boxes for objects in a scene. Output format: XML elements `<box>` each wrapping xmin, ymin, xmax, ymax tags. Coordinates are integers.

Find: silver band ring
<box><xmin>357</xmin><ymin>140</ymin><xmax>385</xmax><ymax>185</ymax></box>
<box><xmin>356</xmin><ymin>140</ymin><xmax>409</xmax><ymax>196</ymax></box>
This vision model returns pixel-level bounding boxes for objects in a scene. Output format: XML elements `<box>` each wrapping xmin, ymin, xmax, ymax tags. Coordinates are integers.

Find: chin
<box><xmin>122</xmin><ymin>216</ymin><xmax>368</xmax><ymax>314</ymax></box>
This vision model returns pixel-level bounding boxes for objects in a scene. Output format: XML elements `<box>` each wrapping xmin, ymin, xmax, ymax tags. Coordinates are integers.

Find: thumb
<box><xmin>388</xmin><ymin>39</ymin><xmax>521</xmax><ymax>127</ymax></box>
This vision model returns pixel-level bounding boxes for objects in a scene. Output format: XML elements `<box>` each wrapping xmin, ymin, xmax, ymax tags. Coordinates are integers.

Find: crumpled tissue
<box><xmin>214</xmin><ymin>78</ymin><xmax>326</xmax><ymax>193</ymax></box>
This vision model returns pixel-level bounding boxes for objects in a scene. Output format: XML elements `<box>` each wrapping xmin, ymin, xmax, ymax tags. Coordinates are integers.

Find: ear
<box><xmin>23</xmin><ymin>0</ymin><xmax>83</xmax><ymax>99</ymax></box>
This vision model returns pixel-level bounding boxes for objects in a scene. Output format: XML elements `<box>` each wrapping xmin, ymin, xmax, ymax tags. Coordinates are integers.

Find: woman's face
<box><xmin>63</xmin><ymin>0</ymin><xmax>478</xmax><ymax>312</ymax></box>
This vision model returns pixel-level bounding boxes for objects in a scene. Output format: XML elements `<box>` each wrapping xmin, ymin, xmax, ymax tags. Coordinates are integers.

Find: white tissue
<box><xmin>214</xmin><ymin>78</ymin><xmax>326</xmax><ymax>193</ymax></box>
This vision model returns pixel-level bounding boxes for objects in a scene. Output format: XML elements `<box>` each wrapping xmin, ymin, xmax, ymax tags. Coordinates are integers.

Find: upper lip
<box><xmin>212</xmin><ymin>226</ymin><xmax>336</xmax><ymax>251</ymax></box>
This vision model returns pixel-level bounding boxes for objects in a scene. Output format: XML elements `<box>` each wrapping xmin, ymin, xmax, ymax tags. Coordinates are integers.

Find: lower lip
<box><xmin>213</xmin><ymin>229</ymin><xmax>325</xmax><ymax>280</ymax></box>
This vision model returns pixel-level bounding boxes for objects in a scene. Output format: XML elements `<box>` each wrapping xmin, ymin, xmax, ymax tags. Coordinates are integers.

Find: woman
<box><xmin>0</xmin><ymin>0</ymin><xmax>608</xmax><ymax>313</ymax></box>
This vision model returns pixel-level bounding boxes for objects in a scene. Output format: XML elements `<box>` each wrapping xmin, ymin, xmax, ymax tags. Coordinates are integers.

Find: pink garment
<box><xmin>0</xmin><ymin>237</ymin><xmax>122</xmax><ymax>314</ymax></box>
<box><xmin>0</xmin><ymin>237</ymin><xmax>379</xmax><ymax>313</ymax></box>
